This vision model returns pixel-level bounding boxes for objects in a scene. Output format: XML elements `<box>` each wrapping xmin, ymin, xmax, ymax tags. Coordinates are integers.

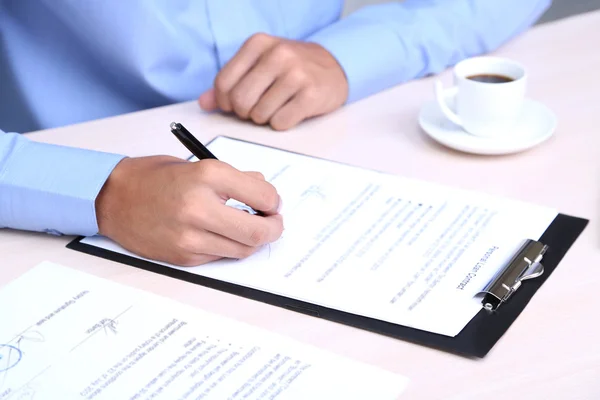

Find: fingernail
<box><xmin>277</xmin><ymin>196</ymin><xmax>283</xmax><ymax>213</ymax></box>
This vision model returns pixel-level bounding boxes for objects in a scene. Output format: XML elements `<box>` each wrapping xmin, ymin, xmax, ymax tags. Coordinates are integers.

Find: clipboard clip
<box><xmin>479</xmin><ymin>239</ymin><xmax>548</xmax><ymax>312</ymax></box>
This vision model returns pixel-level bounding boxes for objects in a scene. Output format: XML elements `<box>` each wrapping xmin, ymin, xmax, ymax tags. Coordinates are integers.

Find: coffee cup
<box><xmin>434</xmin><ymin>56</ymin><xmax>527</xmax><ymax>137</ymax></box>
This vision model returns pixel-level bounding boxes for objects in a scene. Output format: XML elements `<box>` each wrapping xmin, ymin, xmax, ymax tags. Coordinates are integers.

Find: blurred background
<box><xmin>343</xmin><ymin>0</ymin><xmax>600</xmax><ymax>23</ymax></box>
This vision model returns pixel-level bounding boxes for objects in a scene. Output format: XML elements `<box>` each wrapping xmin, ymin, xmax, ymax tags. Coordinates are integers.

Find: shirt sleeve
<box><xmin>206</xmin><ymin>0</ymin><xmax>342</xmax><ymax>68</ymax></box>
<box><xmin>307</xmin><ymin>0</ymin><xmax>552</xmax><ymax>103</ymax></box>
<box><xmin>0</xmin><ymin>129</ymin><xmax>125</xmax><ymax>236</ymax></box>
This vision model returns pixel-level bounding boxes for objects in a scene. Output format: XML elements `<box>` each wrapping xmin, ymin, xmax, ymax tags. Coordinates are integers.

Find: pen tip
<box><xmin>170</xmin><ymin>122</ymin><xmax>178</xmax><ymax>130</ymax></box>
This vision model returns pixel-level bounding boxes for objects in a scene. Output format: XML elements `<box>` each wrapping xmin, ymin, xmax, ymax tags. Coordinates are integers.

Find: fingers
<box><xmin>187</xmin><ymin>161</ymin><xmax>283</xmax><ymax>247</ymax></box>
<box><xmin>228</xmin><ymin>53</ymin><xmax>286</xmax><ymax>120</ymax></box>
<box><xmin>198</xmin><ymin>88</ymin><xmax>218</xmax><ymax>111</ymax></box>
<box><xmin>199</xmin><ymin>161</ymin><xmax>281</xmax><ymax>214</ymax></box>
<box><xmin>173</xmin><ymin>227</ymin><xmax>267</xmax><ymax>267</ymax></box>
<box><xmin>174</xmin><ymin>253</ymin><xmax>223</xmax><ymax>268</ymax></box>
<box><xmin>244</xmin><ymin>171</ymin><xmax>265</xmax><ymax>180</ymax></box>
<box><xmin>204</xmin><ymin>35</ymin><xmax>347</xmax><ymax>131</ymax></box>
<box><xmin>177</xmin><ymin>229</ymin><xmax>263</xmax><ymax>261</ymax></box>
<box><xmin>270</xmin><ymin>89</ymin><xmax>318</xmax><ymax>131</ymax></box>
<box><xmin>214</xmin><ymin>33</ymin><xmax>279</xmax><ymax>113</ymax></box>
<box><xmin>173</xmin><ymin>165</ymin><xmax>283</xmax><ymax>266</ymax></box>
<box><xmin>249</xmin><ymin>70</ymin><xmax>303</xmax><ymax>125</ymax></box>
<box><xmin>197</xmin><ymin>204</ymin><xmax>284</xmax><ymax>247</ymax></box>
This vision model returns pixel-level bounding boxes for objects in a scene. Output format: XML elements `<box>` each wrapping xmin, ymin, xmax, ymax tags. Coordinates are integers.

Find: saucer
<box><xmin>418</xmin><ymin>89</ymin><xmax>556</xmax><ymax>155</ymax></box>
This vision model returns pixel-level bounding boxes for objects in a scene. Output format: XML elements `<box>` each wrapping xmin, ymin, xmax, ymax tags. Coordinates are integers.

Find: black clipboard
<box><xmin>67</xmin><ymin>137</ymin><xmax>589</xmax><ymax>358</ymax></box>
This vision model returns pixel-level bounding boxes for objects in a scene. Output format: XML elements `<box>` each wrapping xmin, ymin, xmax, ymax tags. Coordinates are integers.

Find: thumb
<box><xmin>198</xmin><ymin>88</ymin><xmax>218</xmax><ymax>111</ymax></box>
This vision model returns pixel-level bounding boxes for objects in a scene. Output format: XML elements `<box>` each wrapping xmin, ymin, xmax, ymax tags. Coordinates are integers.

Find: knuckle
<box><xmin>302</xmin><ymin>88</ymin><xmax>320</xmax><ymax>103</ymax></box>
<box><xmin>197</xmin><ymin>159</ymin><xmax>224</xmax><ymax>183</ymax></box>
<box><xmin>272</xmin><ymin>44</ymin><xmax>297</xmax><ymax>63</ymax></box>
<box><xmin>286</xmin><ymin>68</ymin><xmax>309</xmax><ymax>87</ymax></box>
<box><xmin>230</xmin><ymin>88</ymin><xmax>251</xmax><ymax>116</ymax></box>
<box><xmin>174</xmin><ymin>256</ymin><xmax>195</xmax><ymax>267</ymax></box>
<box><xmin>174</xmin><ymin>201</ymin><xmax>196</xmax><ymax>224</ymax></box>
<box><xmin>235</xmin><ymin>245</ymin><xmax>256</xmax><ymax>259</ymax></box>
<box><xmin>214</xmin><ymin>74</ymin><xmax>229</xmax><ymax>94</ymax></box>
<box><xmin>192</xmin><ymin>206</ymin><xmax>211</xmax><ymax>226</ymax></box>
<box><xmin>169</xmin><ymin>253</ymin><xmax>188</xmax><ymax>266</ymax></box>
<box><xmin>270</xmin><ymin>114</ymin><xmax>290</xmax><ymax>131</ymax></box>
<box><xmin>250</xmin><ymin>107</ymin><xmax>268</xmax><ymax>125</ymax></box>
<box><xmin>273</xmin><ymin>220</ymin><xmax>284</xmax><ymax>239</ymax></box>
<box><xmin>260</xmin><ymin>186</ymin><xmax>280</xmax><ymax>210</ymax></box>
<box><xmin>175</xmin><ymin>231</ymin><xmax>199</xmax><ymax>254</ymax></box>
<box><xmin>176</xmin><ymin>187</ymin><xmax>212</xmax><ymax>224</ymax></box>
<box><xmin>175</xmin><ymin>254</ymin><xmax>203</xmax><ymax>267</ymax></box>
<box><xmin>247</xmin><ymin>32</ymin><xmax>270</xmax><ymax>46</ymax></box>
<box><xmin>248</xmin><ymin>226</ymin><xmax>268</xmax><ymax>246</ymax></box>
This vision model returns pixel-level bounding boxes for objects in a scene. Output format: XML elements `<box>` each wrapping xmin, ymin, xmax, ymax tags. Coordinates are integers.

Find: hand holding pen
<box><xmin>94</xmin><ymin>123</ymin><xmax>283</xmax><ymax>267</ymax></box>
<box><xmin>170</xmin><ymin>122</ymin><xmax>267</xmax><ymax>216</ymax></box>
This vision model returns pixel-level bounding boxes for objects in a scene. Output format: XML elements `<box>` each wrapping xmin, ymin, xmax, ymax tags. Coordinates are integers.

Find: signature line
<box><xmin>6</xmin><ymin>324</ymin><xmax>36</xmax><ymax>346</ymax></box>
<box><xmin>69</xmin><ymin>305</ymin><xmax>134</xmax><ymax>353</ymax></box>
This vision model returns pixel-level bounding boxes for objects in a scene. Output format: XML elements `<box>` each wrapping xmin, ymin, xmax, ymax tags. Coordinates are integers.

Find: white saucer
<box><xmin>418</xmin><ymin>89</ymin><xmax>557</xmax><ymax>155</ymax></box>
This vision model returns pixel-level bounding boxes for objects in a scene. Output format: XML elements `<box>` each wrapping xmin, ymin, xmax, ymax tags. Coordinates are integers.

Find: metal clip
<box><xmin>480</xmin><ymin>239</ymin><xmax>548</xmax><ymax>312</ymax></box>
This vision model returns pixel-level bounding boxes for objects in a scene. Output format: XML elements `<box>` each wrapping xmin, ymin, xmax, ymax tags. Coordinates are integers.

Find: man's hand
<box><xmin>198</xmin><ymin>33</ymin><xmax>348</xmax><ymax>131</ymax></box>
<box><xmin>95</xmin><ymin>156</ymin><xmax>283</xmax><ymax>267</ymax></box>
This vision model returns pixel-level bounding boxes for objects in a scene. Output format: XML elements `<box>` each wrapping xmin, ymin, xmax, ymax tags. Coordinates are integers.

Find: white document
<box><xmin>0</xmin><ymin>262</ymin><xmax>408</xmax><ymax>399</ymax></box>
<box><xmin>81</xmin><ymin>137</ymin><xmax>558</xmax><ymax>337</ymax></box>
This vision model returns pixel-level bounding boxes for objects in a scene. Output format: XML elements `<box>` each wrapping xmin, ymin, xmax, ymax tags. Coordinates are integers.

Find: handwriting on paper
<box><xmin>0</xmin><ymin>345</ymin><xmax>21</xmax><ymax>373</ymax></box>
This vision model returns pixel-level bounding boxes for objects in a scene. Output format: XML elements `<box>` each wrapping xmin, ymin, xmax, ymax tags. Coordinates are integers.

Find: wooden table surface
<box><xmin>2</xmin><ymin>10</ymin><xmax>599</xmax><ymax>400</ymax></box>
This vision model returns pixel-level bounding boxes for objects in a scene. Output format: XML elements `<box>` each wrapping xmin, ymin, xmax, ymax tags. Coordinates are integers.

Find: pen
<box><xmin>169</xmin><ymin>122</ymin><xmax>263</xmax><ymax>216</ymax></box>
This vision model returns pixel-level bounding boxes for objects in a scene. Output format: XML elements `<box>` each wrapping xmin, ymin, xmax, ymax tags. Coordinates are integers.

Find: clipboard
<box><xmin>67</xmin><ymin>137</ymin><xmax>589</xmax><ymax>358</ymax></box>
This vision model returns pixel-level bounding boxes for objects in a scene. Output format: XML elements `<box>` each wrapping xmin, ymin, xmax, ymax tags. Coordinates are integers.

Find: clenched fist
<box><xmin>95</xmin><ymin>156</ymin><xmax>283</xmax><ymax>266</ymax></box>
<box><xmin>199</xmin><ymin>33</ymin><xmax>349</xmax><ymax>131</ymax></box>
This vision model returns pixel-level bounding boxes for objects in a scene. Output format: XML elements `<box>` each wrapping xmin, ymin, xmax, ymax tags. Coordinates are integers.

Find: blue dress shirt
<box><xmin>0</xmin><ymin>0</ymin><xmax>551</xmax><ymax>236</ymax></box>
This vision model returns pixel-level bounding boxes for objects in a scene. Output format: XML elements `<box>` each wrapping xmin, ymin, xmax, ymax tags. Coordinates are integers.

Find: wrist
<box><xmin>316</xmin><ymin>43</ymin><xmax>349</xmax><ymax>104</ymax></box>
<box><xmin>95</xmin><ymin>155</ymin><xmax>187</xmax><ymax>238</ymax></box>
<box><xmin>95</xmin><ymin>157</ymin><xmax>131</xmax><ymax>237</ymax></box>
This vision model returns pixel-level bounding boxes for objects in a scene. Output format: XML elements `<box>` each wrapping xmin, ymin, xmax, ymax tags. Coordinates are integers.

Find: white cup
<box><xmin>434</xmin><ymin>56</ymin><xmax>527</xmax><ymax>137</ymax></box>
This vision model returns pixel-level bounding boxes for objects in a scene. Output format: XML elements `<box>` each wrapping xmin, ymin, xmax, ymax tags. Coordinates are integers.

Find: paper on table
<box><xmin>0</xmin><ymin>261</ymin><xmax>408</xmax><ymax>399</ymax></box>
<box><xmin>81</xmin><ymin>137</ymin><xmax>558</xmax><ymax>337</ymax></box>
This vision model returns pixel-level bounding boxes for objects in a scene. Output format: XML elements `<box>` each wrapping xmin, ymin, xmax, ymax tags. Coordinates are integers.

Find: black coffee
<box><xmin>466</xmin><ymin>74</ymin><xmax>513</xmax><ymax>83</ymax></box>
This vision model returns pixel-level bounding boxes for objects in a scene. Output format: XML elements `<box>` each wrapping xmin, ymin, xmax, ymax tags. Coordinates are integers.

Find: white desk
<box><xmin>2</xmin><ymin>11</ymin><xmax>599</xmax><ymax>400</ymax></box>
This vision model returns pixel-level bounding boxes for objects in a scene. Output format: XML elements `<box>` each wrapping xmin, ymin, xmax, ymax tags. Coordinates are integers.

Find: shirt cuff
<box><xmin>0</xmin><ymin>133</ymin><xmax>125</xmax><ymax>236</ymax></box>
<box><xmin>307</xmin><ymin>15</ymin><xmax>407</xmax><ymax>104</ymax></box>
